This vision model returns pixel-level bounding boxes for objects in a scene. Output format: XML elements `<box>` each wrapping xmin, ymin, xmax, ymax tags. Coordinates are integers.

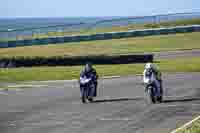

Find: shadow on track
<box><xmin>163</xmin><ymin>97</ymin><xmax>200</xmax><ymax>103</ymax></box>
<box><xmin>93</xmin><ymin>97</ymin><xmax>143</xmax><ymax>103</ymax></box>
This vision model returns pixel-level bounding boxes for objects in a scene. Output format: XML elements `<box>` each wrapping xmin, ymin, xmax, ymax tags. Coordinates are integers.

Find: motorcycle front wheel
<box><xmin>80</xmin><ymin>87</ymin><xmax>87</xmax><ymax>103</ymax></box>
<box><xmin>81</xmin><ymin>96</ymin><xmax>86</xmax><ymax>103</ymax></box>
<box><xmin>88</xmin><ymin>97</ymin><xmax>93</xmax><ymax>102</ymax></box>
<box><xmin>157</xmin><ymin>96</ymin><xmax>163</xmax><ymax>103</ymax></box>
<box><xmin>146</xmin><ymin>88</ymin><xmax>156</xmax><ymax>104</ymax></box>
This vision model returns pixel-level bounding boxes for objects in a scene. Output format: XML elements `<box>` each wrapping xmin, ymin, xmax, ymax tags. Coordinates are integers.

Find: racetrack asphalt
<box><xmin>1</xmin><ymin>72</ymin><xmax>200</xmax><ymax>133</ymax></box>
<box><xmin>153</xmin><ymin>49</ymin><xmax>200</xmax><ymax>59</ymax></box>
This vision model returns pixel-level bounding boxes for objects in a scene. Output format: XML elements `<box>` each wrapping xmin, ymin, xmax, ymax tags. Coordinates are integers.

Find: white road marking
<box><xmin>102</xmin><ymin>76</ymin><xmax>121</xmax><ymax>79</ymax></box>
<box><xmin>23</xmin><ymin>120</ymin><xmax>66</xmax><ymax>127</ymax></box>
<box><xmin>0</xmin><ymin>91</ymin><xmax>8</xmax><ymax>95</ymax></box>
<box><xmin>36</xmin><ymin>79</ymin><xmax>78</xmax><ymax>83</ymax></box>
<box><xmin>156</xmin><ymin>103</ymin><xmax>200</xmax><ymax>108</ymax></box>
<box><xmin>98</xmin><ymin>117</ymin><xmax>132</xmax><ymax>121</ymax></box>
<box><xmin>7</xmin><ymin>84</ymin><xmax>48</xmax><ymax>88</ymax></box>
<box><xmin>7</xmin><ymin>110</ymin><xmax>25</xmax><ymax>113</ymax></box>
<box><xmin>171</xmin><ymin>115</ymin><xmax>200</xmax><ymax>133</ymax></box>
<box><xmin>14</xmin><ymin>89</ymin><xmax>23</xmax><ymax>91</ymax></box>
<box><xmin>24</xmin><ymin>76</ymin><xmax>123</xmax><ymax>84</ymax></box>
<box><xmin>164</xmin><ymin>96</ymin><xmax>200</xmax><ymax>99</ymax></box>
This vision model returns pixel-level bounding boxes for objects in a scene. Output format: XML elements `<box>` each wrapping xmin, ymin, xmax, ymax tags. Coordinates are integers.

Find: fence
<box><xmin>0</xmin><ymin>25</ymin><xmax>200</xmax><ymax>48</ymax></box>
<box><xmin>0</xmin><ymin>12</ymin><xmax>200</xmax><ymax>48</ymax></box>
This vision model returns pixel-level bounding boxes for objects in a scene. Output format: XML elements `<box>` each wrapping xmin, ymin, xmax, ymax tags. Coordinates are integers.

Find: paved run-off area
<box><xmin>0</xmin><ymin>73</ymin><xmax>200</xmax><ymax>133</ymax></box>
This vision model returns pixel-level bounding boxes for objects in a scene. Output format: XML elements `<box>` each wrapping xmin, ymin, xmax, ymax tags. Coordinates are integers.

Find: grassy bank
<box><xmin>0</xmin><ymin>57</ymin><xmax>200</xmax><ymax>82</ymax></box>
<box><xmin>0</xmin><ymin>32</ymin><xmax>200</xmax><ymax>58</ymax></box>
<box><xmin>6</xmin><ymin>18</ymin><xmax>200</xmax><ymax>40</ymax></box>
<box><xmin>83</xmin><ymin>18</ymin><xmax>200</xmax><ymax>35</ymax></box>
<box><xmin>177</xmin><ymin>119</ymin><xmax>200</xmax><ymax>133</ymax></box>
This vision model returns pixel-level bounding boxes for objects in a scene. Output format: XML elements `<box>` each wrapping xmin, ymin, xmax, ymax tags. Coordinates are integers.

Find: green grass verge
<box><xmin>0</xmin><ymin>57</ymin><xmax>200</xmax><ymax>82</ymax></box>
<box><xmin>177</xmin><ymin>119</ymin><xmax>200</xmax><ymax>133</ymax></box>
<box><xmin>0</xmin><ymin>32</ymin><xmax>200</xmax><ymax>58</ymax></box>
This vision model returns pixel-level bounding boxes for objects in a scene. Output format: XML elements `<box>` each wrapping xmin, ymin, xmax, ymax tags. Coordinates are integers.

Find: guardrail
<box><xmin>0</xmin><ymin>25</ymin><xmax>200</xmax><ymax>48</ymax></box>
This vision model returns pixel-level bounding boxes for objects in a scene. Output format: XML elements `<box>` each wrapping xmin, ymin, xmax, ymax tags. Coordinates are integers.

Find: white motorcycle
<box><xmin>79</xmin><ymin>76</ymin><xmax>96</xmax><ymax>103</ymax></box>
<box><xmin>144</xmin><ymin>69</ymin><xmax>163</xmax><ymax>104</ymax></box>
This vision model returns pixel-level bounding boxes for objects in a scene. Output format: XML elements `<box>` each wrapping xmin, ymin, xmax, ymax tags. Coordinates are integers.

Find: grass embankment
<box><xmin>176</xmin><ymin>119</ymin><xmax>200</xmax><ymax>133</ymax></box>
<box><xmin>0</xmin><ymin>57</ymin><xmax>200</xmax><ymax>82</ymax></box>
<box><xmin>83</xmin><ymin>18</ymin><xmax>200</xmax><ymax>35</ymax></box>
<box><xmin>0</xmin><ymin>32</ymin><xmax>200</xmax><ymax>58</ymax></box>
<box><xmin>4</xmin><ymin>18</ymin><xmax>200</xmax><ymax>40</ymax></box>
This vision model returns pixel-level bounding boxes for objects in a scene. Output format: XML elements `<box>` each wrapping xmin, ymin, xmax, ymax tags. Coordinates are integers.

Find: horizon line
<box><xmin>1</xmin><ymin>11</ymin><xmax>200</xmax><ymax>19</ymax></box>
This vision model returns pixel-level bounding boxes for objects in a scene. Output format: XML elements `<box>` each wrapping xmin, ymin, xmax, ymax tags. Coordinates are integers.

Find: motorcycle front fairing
<box><xmin>144</xmin><ymin>69</ymin><xmax>156</xmax><ymax>84</ymax></box>
<box><xmin>144</xmin><ymin>70</ymin><xmax>161</xmax><ymax>96</ymax></box>
<box><xmin>80</xmin><ymin>76</ymin><xmax>92</xmax><ymax>85</ymax></box>
<box><xmin>79</xmin><ymin>76</ymin><xmax>96</xmax><ymax>98</ymax></box>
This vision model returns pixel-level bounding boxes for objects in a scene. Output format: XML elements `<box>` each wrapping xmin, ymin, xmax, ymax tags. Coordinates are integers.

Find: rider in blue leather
<box><xmin>80</xmin><ymin>62</ymin><xmax>98</xmax><ymax>96</ymax></box>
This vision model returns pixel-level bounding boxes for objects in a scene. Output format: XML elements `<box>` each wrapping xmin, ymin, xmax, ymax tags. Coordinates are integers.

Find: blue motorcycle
<box><xmin>79</xmin><ymin>75</ymin><xmax>96</xmax><ymax>103</ymax></box>
<box><xmin>144</xmin><ymin>69</ymin><xmax>163</xmax><ymax>104</ymax></box>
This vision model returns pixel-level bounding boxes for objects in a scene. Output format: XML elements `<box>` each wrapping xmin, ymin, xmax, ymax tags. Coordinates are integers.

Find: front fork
<box><xmin>145</xmin><ymin>82</ymin><xmax>161</xmax><ymax>96</ymax></box>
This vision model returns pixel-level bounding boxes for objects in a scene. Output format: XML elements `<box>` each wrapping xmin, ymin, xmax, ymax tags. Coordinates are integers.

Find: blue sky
<box><xmin>1</xmin><ymin>0</ymin><xmax>200</xmax><ymax>18</ymax></box>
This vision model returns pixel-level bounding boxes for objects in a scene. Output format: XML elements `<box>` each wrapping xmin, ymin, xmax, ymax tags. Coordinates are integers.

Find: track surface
<box><xmin>154</xmin><ymin>49</ymin><xmax>200</xmax><ymax>59</ymax></box>
<box><xmin>1</xmin><ymin>73</ymin><xmax>200</xmax><ymax>133</ymax></box>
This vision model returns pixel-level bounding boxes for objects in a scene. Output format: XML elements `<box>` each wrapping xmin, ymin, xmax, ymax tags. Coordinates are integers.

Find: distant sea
<box><xmin>0</xmin><ymin>17</ymin><xmax>102</xmax><ymax>31</ymax></box>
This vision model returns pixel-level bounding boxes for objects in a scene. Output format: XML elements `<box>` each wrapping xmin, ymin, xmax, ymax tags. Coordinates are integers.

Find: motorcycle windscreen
<box><xmin>144</xmin><ymin>70</ymin><xmax>155</xmax><ymax>84</ymax></box>
<box><xmin>80</xmin><ymin>77</ymin><xmax>91</xmax><ymax>84</ymax></box>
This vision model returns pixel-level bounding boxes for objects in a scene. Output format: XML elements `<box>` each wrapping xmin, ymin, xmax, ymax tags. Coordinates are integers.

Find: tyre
<box><xmin>157</xmin><ymin>96</ymin><xmax>163</xmax><ymax>103</ymax></box>
<box><xmin>151</xmin><ymin>95</ymin><xmax>156</xmax><ymax>104</ymax></box>
<box><xmin>82</xmin><ymin>96</ymin><xmax>86</xmax><ymax>103</ymax></box>
<box><xmin>146</xmin><ymin>88</ymin><xmax>155</xmax><ymax>104</ymax></box>
<box><xmin>81</xmin><ymin>87</ymin><xmax>87</xmax><ymax>103</ymax></box>
<box><xmin>149</xmin><ymin>87</ymin><xmax>156</xmax><ymax>104</ymax></box>
<box><xmin>88</xmin><ymin>97</ymin><xmax>93</xmax><ymax>102</ymax></box>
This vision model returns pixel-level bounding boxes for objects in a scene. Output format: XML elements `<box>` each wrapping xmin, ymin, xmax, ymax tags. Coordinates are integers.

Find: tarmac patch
<box><xmin>0</xmin><ymin>91</ymin><xmax>8</xmax><ymax>95</ymax></box>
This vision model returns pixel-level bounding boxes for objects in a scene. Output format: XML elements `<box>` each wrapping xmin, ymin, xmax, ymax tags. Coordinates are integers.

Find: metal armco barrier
<box><xmin>0</xmin><ymin>25</ymin><xmax>200</xmax><ymax>48</ymax></box>
<box><xmin>0</xmin><ymin>41</ymin><xmax>8</xmax><ymax>48</ymax></box>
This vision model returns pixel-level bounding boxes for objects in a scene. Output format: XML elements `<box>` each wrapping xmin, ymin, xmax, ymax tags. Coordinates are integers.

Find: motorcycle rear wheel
<box><xmin>82</xmin><ymin>96</ymin><xmax>86</xmax><ymax>103</ymax></box>
<box><xmin>157</xmin><ymin>96</ymin><xmax>163</xmax><ymax>103</ymax></box>
<box><xmin>88</xmin><ymin>97</ymin><xmax>93</xmax><ymax>102</ymax></box>
<box><xmin>146</xmin><ymin>89</ymin><xmax>156</xmax><ymax>104</ymax></box>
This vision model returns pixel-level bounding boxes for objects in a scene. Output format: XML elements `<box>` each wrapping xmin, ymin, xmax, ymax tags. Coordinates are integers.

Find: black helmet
<box><xmin>85</xmin><ymin>62</ymin><xmax>92</xmax><ymax>72</ymax></box>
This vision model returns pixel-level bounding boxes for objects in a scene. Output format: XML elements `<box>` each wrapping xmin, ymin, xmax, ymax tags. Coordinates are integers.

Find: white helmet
<box><xmin>145</xmin><ymin>63</ymin><xmax>153</xmax><ymax>69</ymax></box>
